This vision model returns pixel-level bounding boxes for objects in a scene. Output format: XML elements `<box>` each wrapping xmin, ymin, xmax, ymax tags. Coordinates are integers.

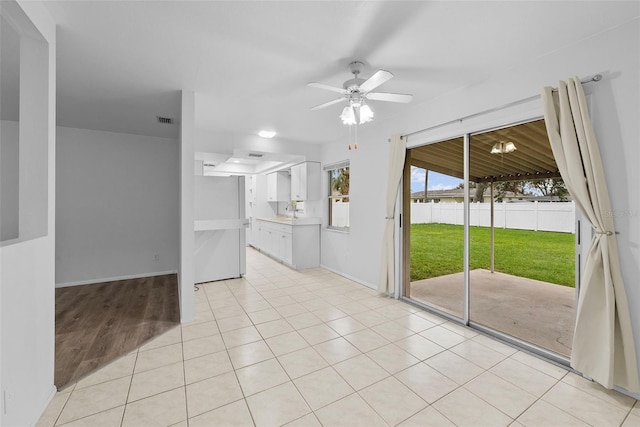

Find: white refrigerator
<box><xmin>194</xmin><ymin>175</ymin><xmax>248</xmax><ymax>283</ymax></box>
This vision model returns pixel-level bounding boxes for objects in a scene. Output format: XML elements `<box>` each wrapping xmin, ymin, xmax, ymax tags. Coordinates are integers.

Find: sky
<box><xmin>410</xmin><ymin>166</ymin><xmax>463</xmax><ymax>193</ymax></box>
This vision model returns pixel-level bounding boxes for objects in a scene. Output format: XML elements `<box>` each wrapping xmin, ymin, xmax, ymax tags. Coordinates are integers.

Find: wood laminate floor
<box><xmin>55</xmin><ymin>274</ymin><xmax>180</xmax><ymax>389</ymax></box>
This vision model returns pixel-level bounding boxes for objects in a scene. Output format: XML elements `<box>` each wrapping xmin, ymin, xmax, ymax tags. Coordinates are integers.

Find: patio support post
<box><xmin>424</xmin><ymin>170</ymin><xmax>428</xmax><ymax>203</ymax></box>
<box><xmin>490</xmin><ymin>179</ymin><xmax>495</xmax><ymax>273</ymax></box>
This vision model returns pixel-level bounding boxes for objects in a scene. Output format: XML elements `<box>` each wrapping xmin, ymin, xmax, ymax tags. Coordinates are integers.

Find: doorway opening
<box><xmin>403</xmin><ymin>119</ymin><xmax>577</xmax><ymax>358</ymax></box>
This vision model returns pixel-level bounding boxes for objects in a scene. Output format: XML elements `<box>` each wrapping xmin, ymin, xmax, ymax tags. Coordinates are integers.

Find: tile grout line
<box><xmin>119</xmin><ymin>348</ymin><xmax>141</xmax><ymax>427</ymax></box>
<box><xmin>49</xmin><ymin>390</ymin><xmax>72</xmax><ymax>427</ymax></box>
<box><xmin>512</xmin><ymin>374</ymin><xmax>576</xmax><ymax>425</ymax></box>
<box><xmin>223</xmin><ymin>278</ymin><xmax>261</xmax><ymax>427</ymax></box>
<box><xmin>232</xmin><ymin>271</ymin><xmax>321</xmax><ymax>422</ymax></box>
<box><xmin>177</xmin><ymin>322</ymin><xmax>191</xmax><ymax>427</ymax></box>
<box><xmin>225</xmin><ymin>263</ymin><xmax>520</xmax><ymax>425</ymax></box>
<box><xmin>540</xmin><ymin>373</ymin><xmax>636</xmax><ymax>426</ymax></box>
<box><xmin>230</xmin><ymin>268</ymin><xmax>369</xmax><ymax>424</ymax></box>
<box><xmin>186</xmin><ymin>281</ymin><xmax>245</xmax><ymax>424</ymax></box>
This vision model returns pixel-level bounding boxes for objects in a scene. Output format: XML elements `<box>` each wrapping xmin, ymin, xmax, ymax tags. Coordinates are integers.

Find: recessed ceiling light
<box><xmin>258</xmin><ymin>130</ymin><xmax>276</xmax><ymax>138</ymax></box>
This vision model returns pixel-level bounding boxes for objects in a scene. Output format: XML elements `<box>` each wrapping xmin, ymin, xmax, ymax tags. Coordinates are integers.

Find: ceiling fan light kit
<box><xmin>340</xmin><ymin>100</ymin><xmax>374</xmax><ymax>126</ymax></box>
<box><xmin>491</xmin><ymin>141</ymin><xmax>517</xmax><ymax>154</ymax></box>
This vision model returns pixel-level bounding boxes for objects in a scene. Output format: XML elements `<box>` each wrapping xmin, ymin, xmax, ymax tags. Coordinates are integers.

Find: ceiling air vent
<box><xmin>156</xmin><ymin>116</ymin><xmax>174</xmax><ymax>124</ymax></box>
<box><xmin>248</xmin><ymin>153</ymin><xmax>264</xmax><ymax>158</ymax></box>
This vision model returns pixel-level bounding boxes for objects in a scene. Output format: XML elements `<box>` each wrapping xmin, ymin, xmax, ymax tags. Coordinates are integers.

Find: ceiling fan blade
<box><xmin>307</xmin><ymin>82</ymin><xmax>346</xmax><ymax>94</ymax></box>
<box><xmin>310</xmin><ymin>97</ymin><xmax>346</xmax><ymax>111</ymax></box>
<box><xmin>359</xmin><ymin>69</ymin><xmax>394</xmax><ymax>93</ymax></box>
<box><xmin>366</xmin><ymin>92</ymin><xmax>413</xmax><ymax>103</ymax></box>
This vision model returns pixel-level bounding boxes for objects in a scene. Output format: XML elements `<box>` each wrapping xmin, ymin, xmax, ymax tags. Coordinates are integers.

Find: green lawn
<box><xmin>410</xmin><ymin>223</ymin><xmax>575</xmax><ymax>287</ymax></box>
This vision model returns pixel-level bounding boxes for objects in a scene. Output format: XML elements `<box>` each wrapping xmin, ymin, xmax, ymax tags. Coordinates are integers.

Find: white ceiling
<box><xmin>5</xmin><ymin>1</ymin><xmax>639</xmax><ymax>145</ymax></box>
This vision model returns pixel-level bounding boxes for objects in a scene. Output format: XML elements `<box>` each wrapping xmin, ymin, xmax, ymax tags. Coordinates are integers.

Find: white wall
<box><xmin>1</xmin><ymin>120</ymin><xmax>19</xmax><ymax>240</ymax></box>
<box><xmin>0</xmin><ymin>1</ymin><xmax>56</xmax><ymax>425</ymax></box>
<box><xmin>321</xmin><ymin>18</ymin><xmax>640</xmax><ymax>378</ymax></box>
<box><xmin>321</xmin><ymin>138</ymin><xmax>388</xmax><ymax>288</ymax></box>
<box><xmin>56</xmin><ymin>126</ymin><xmax>180</xmax><ymax>286</ymax></box>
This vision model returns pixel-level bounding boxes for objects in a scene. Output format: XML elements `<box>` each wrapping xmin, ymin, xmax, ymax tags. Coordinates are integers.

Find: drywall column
<box><xmin>18</xmin><ymin>35</ymin><xmax>49</xmax><ymax>240</ymax></box>
<box><xmin>179</xmin><ymin>90</ymin><xmax>195</xmax><ymax>322</ymax></box>
<box><xmin>1</xmin><ymin>1</ymin><xmax>56</xmax><ymax>425</ymax></box>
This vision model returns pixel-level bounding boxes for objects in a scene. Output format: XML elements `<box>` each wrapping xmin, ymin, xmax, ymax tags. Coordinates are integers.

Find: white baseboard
<box><xmin>614</xmin><ymin>384</ymin><xmax>640</xmax><ymax>400</ymax></box>
<box><xmin>55</xmin><ymin>270</ymin><xmax>178</xmax><ymax>288</ymax></box>
<box><xmin>319</xmin><ymin>264</ymin><xmax>376</xmax><ymax>290</ymax></box>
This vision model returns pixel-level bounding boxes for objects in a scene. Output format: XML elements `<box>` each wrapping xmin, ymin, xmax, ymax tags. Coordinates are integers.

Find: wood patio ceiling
<box><xmin>409</xmin><ymin>119</ymin><xmax>561</xmax><ymax>183</ymax></box>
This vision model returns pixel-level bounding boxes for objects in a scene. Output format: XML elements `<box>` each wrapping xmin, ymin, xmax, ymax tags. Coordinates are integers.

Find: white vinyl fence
<box><xmin>330</xmin><ymin>201</ymin><xmax>574</xmax><ymax>233</ymax></box>
<box><xmin>411</xmin><ymin>201</ymin><xmax>575</xmax><ymax>233</ymax></box>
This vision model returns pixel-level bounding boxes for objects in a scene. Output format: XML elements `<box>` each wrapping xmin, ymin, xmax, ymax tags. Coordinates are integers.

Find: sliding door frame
<box><xmin>399</xmin><ymin>117</ymin><xmax>573</xmax><ymax>368</ymax></box>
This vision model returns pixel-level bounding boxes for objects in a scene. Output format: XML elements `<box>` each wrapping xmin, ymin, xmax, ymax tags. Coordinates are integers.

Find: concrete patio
<box><xmin>409</xmin><ymin>269</ymin><xmax>575</xmax><ymax>356</ymax></box>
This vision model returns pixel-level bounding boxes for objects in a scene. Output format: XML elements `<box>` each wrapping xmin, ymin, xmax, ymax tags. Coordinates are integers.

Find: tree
<box><xmin>525</xmin><ymin>178</ymin><xmax>569</xmax><ymax>201</ymax></box>
<box><xmin>331</xmin><ymin>167</ymin><xmax>349</xmax><ymax>199</ymax></box>
<box><xmin>493</xmin><ymin>181</ymin><xmax>527</xmax><ymax>202</ymax></box>
<box><xmin>474</xmin><ymin>182</ymin><xmax>487</xmax><ymax>203</ymax></box>
<box><xmin>454</xmin><ymin>181</ymin><xmax>473</xmax><ymax>189</ymax></box>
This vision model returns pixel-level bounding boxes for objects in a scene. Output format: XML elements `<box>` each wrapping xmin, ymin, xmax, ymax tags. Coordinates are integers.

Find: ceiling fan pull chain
<box><xmin>355</xmin><ymin>122</ymin><xmax>358</xmax><ymax>149</ymax></box>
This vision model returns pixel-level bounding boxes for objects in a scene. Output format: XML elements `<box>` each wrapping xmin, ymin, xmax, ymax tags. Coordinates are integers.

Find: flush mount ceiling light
<box><xmin>491</xmin><ymin>141</ymin><xmax>517</xmax><ymax>154</ymax></box>
<box><xmin>258</xmin><ymin>130</ymin><xmax>276</xmax><ymax>138</ymax></box>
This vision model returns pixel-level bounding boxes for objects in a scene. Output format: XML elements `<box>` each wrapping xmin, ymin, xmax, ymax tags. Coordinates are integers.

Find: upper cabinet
<box><xmin>290</xmin><ymin>162</ymin><xmax>321</xmax><ymax>201</ymax></box>
<box><xmin>267</xmin><ymin>171</ymin><xmax>291</xmax><ymax>202</ymax></box>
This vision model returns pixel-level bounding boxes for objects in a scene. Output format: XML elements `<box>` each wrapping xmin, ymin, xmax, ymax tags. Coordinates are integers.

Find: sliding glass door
<box><xmin>403</xmin><ymin>119</ymin><xmax>576</xmax><ymax>360</ymax></box>
<box><xmin>404</xmin><ymin>137</ymin><xmax>465</xmax><ymax>320</ymax></box>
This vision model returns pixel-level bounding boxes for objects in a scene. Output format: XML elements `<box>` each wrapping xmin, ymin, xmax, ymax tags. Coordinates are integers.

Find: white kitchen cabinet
<box><xmin>267</xmin><ymin>171</ymin><xmax>290</xmax><ymax>202</ymax></box>
<box><xmin>248</xmin><ymin>174</ymin><xmax>257</xmax><ymax>204</ymax></box>
<box><xmin>290</xmin><ymin>161</ymin><xmax>321</xmax><ymax>201</ymax></box>
<box><xmin>254</xmin><ymin>219</ymin><xmax>319</xmax><ymax>269</ymax></box>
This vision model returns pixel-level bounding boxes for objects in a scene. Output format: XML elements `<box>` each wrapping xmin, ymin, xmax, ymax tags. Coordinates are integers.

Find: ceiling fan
<box><xmin>308</xmin><ymin>61</ymin><xmax>413</xmax><ymax>125</ymax></box>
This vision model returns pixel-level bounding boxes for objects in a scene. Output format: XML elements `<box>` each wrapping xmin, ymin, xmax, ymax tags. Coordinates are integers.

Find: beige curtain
<box><xmin>542</xmin><ymin>78</ymin><xmax>639</xmax><ymax>393</ymax></box>
<box><xmin>378</xmin><ymin>134</ymin><xmax>406</xmax><ymax>295</ymax></box>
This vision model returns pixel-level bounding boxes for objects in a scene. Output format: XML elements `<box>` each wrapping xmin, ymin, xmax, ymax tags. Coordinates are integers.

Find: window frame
<box><xmin>325</xmin><ymin>161</ymin><xmax>350</xmax><ymax>231</ymax></box>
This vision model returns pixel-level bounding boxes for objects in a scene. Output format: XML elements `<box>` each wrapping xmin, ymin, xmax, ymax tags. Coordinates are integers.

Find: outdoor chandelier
<box><xmin>491</xmin><ymin>141</ymin><xmax>517</xmax><ymax>154</ymax></box>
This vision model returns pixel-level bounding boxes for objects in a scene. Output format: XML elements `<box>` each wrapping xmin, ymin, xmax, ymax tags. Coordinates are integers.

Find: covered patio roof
<box><xmin>409</xmin><ymin>119</ymin><xmax>560</xmax><ymax>183</ymax></box>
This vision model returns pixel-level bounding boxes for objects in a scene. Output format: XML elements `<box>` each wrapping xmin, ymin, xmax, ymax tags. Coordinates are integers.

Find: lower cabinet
<box><xmin>254</xmin><ymin>220</ymin><xmax>319</xmax><ymax>269</ymax></box>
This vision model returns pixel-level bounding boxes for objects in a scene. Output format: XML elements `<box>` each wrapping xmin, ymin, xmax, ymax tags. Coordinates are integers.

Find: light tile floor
<box><xmin>38</xmin><ymin>249</ymin><xmax>639</xmax><ymax>427</ymax></box>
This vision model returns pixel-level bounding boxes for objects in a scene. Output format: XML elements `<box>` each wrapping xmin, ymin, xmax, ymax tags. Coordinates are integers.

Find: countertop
<box><xmin>195</xmin><ymin>219</ymin><xmax>249</xmax><ymax>231</ymax></box>
<box><xmin>257</xmin><ymin>216</ymin><xmax>321</xmax><ymax>226</ymax></box>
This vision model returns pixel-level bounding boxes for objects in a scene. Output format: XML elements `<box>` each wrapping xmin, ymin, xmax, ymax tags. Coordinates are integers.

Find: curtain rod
<box><xmin>389</xmin><ymin>74</ymin><xmax>602</xmax><ymax>142</ymax></box>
